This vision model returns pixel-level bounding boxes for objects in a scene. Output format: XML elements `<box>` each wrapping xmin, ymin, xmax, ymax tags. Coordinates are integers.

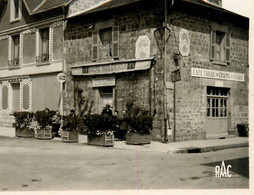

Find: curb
<box><xmin>173</xmin><ymin>143</ymin><xmax>249</xmax><ymax>154</ymax></box>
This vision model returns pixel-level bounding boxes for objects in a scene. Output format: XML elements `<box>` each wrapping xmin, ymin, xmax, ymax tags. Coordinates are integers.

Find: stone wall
<box><xmin>64</xmin><ymin>0</ymin><xmax>249</xmax><ymax>141</ymax></box>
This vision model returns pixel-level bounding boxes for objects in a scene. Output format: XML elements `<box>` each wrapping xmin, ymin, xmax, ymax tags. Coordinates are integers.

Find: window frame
<box><xmin>92</xmin><ymin>25</ymin><xmax>119</xmax><ymax>61</ymax></box>
<box><xmin>8</xmin><ymin>34</ymin><xmax>20</xmax><ymax>69</ymax></box>
<box><xmin>210</xmin><ymin>24</ymin><xmax>230</xmax><ymax>65</ymax></box>
<box><xmin>10</xmin><ymin>0</ymin><xmax>22</xmax><ymax>23</ymax></box>
<box><xmin>206</xmin><ymin>87</ymin><xmax>229</xmax><ymax>119</ymax></box>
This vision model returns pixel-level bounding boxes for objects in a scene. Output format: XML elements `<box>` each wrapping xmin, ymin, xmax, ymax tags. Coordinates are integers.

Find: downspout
<box><xmin>163</xmin><ymin>0</ymin><xmax>174</xmax><ymax>143</ymax></box>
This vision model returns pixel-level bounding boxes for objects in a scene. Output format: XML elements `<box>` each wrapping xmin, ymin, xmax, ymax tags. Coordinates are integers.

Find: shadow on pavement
<box><xmin>201</xmin><ymin>157</ymin><xmax>249</xmax><ymax>178</ymax></box>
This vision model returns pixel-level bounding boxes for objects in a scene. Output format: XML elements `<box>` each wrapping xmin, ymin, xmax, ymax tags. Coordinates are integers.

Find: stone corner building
<box><xmin>63</xmin><ymin>0</ymin><xmax>249</xmax><ymax>142</ymax></box>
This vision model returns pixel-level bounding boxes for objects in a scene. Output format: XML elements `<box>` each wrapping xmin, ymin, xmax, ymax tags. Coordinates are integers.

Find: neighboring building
<box><xmin>64</xmin><ymin>0</ymin><xmax>249</xmax><ymax>142</ymax></box>
<box><xmin>0</xmin><ymin>0</ymin><xmax>73</xmax><ymax>127</ymax></box>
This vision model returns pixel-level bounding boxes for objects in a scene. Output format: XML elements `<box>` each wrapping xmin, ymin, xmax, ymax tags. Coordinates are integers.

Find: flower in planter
<box><xmin>34</xmin><ymin>109</ymin><xmax>56</xmax><ymax>131</ymax></box>
<box><xmin>84</xmin><ymin>114</ymin><xmax>116</xmax><ymax>136</ymax></box>
<box><xmin>61</xmin><ymin>111</ymin><xmax>83</xmax><ymax>132</ymax></box>
<box><xmin>13</xmin><ymin>111</ymin><xmax>34</xmax><ymax>131</ymax></box>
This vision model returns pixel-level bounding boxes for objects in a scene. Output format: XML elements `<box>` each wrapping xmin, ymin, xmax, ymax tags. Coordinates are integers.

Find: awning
<box><xmin>71</xmin><ymin>58</ymin><xmax>154</xmax><ymax>76</ymax></box>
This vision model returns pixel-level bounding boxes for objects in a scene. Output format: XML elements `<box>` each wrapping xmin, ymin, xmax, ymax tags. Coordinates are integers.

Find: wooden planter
<box><xmin>126</xmin><ymin>133</ymin><xmax>151</xmax><ymax>145</ymax></box>
<box><xmin>35</xmin><ymin>129</ymin><xmax>53</xmax><ymax>140</ymax></box>
<box><xmin>87</xmin><ymin>134</ymin><xmax>114</xmax><ymax>147</ymax></box>
<box><xmin>62</xmin><ymin>131</ymin><xmax>78</xmax><ymax>143</ymax></box>
<box><xmin>15</xmin><ymin>128</ymin><xmax>35</xmax><ymax>138</ymax></box>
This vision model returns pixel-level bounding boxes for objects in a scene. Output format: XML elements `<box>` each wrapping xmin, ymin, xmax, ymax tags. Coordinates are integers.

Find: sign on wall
<box><xmin>179</xmin><ymin>29</ymin><xmax>190</xmax><ymax>57</ymax></box>
<box><xmin>135</xmin><ymin>35</ymin><xmax>150</xmax><ymax>59</ymax></box>
<box><xmin>191</xmin><ymin>68</ymin><xmax>245</xmax><ymax>82</ymax></box>
<box><xmin>92</xmin><ymin>77</ymin><xmax>115</xmax><ymax>88</ymax></box>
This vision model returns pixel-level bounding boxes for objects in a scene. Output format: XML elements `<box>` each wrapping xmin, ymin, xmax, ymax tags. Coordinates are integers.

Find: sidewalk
<box><xmin>0</xmin><ymin>127</ymin><xmax>249</xmax><ymax>154</ymax></box>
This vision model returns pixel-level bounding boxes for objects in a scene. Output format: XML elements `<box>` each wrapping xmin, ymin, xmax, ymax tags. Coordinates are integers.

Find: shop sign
<box><xmin>92</xmin><ymin>77</ymin><xmax>115</xmax><ymax>87</ymax></box>
<box><xmin>171</xmin><ymin>69</ymin><xmax>181</xmax><ymax>83</ymax></box>
<box><xmin>57</xmin><ymin>73</ymin><xmax>67</xmax><ymax>83</ymax></box>
<box><xmin>191</xmin><ymin>68</ymin><xmax>244</xmax><ymax>82</ymax></box>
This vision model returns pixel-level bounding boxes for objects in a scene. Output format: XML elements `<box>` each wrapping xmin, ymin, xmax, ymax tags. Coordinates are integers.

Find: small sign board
<box><xmin>171</xmin><ymin>69</ymin><xmax>181</xmax><ymax>83</ymax></box>
<box><xmin>57</xmin><ymin>73</ymin><xmax>67</xmax><ymax>83</ymax></box>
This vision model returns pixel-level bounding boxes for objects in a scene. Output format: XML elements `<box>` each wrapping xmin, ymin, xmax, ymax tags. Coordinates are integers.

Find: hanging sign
<box><xmin>171</xmin><ymin>69</ymin><xmax>181</xmax><ymax>83</ymax></box>
<box><xmin>179</xmin><ymin>29</ymin><xmax>190</xmax><ymax>57</ymax></box>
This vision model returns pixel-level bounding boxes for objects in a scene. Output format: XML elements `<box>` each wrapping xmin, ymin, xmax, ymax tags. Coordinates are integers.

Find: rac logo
<box><xmin>215</xmin><ymin>161</ymin><xmax>232</xmax><ymax>178</ymax></box>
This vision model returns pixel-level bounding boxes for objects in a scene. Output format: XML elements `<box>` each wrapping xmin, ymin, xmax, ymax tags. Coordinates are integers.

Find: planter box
<box><xmin>35</xmin><ymin>129</ymin><xmax>53</xmax><ymax>140</ymax></box>
<box><xmin>87</xmin><ymin>134</ymin><xmax>114</xmax><ymax>147</ymax></box>
<box><xmin>62</xmin><ymin>131</ymin><xmax>78</xmax><ymax>143</ymax></box>
<box><xmin>15</xmin><ymin>128</ymin><xmax>35</xmax><ymax>138</ymax></box>
<box><xmin>126</xmin><ymin>133</ymin><xmax>151</xmax><ymax>145</ymax></box>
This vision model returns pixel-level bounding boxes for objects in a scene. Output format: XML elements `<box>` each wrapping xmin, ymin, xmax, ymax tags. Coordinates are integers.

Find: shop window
<box><xmin>10</xmin><ymin>0</ymin><xmax>22</xmax><ymax>22</ymax></box>
<box><xmin>210</xmin><ymin>30</ymin><xmax>230</xmax><ymax>64</ymax></box>
<box><xmin>92</xmin><ymin>26</ymin><xmax>119</xmax><ymax>61</ymax></box>
<box><xmin>9</xmin><ymin>35</ymin><xmax>20</xmax><ymax>68</ymax></box>
<box><xmin>207</xmin><ymin>87</ymin><xmax>229</xmax><ymax>118</ymax></box>
<box><xmin>38</xmin><ymin>28</ymin><xmax>50</xmax><ymax>63</ymax></box>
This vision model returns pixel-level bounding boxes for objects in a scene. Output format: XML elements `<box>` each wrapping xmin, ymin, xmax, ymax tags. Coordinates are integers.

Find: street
<box><xmin>0</xmin><ymin>137</ymin><xmax>249</xmax><ymax>191</ymax></box>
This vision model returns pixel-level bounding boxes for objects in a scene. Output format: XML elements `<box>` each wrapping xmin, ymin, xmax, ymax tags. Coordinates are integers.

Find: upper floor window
<box><xmin>92</xmin><ymin>26</ymin><xmax>119</xmax><ymax>61</ymax></box>
<box><xmin>9</xmin><ymin>35</ymin><xmax>20</xmax><ymax>68</ymax></box>
<box><xmin>39</xmin><ymin>28</ymin><xmax>49</xmax><ymax>63</ymax></box>
<box><xmin>210</xmin><ymin>30</ymin><xmax>230</xmax><ymax>64</ymax></box>
<box><xmin>10</xmin><ymin>0</ymin><xmax>22</xmax><ymax>22</ymax></box>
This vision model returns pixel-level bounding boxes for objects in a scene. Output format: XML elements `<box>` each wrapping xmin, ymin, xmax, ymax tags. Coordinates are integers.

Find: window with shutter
<box><xmin>225</xmin><ymin>34</ymin><xmax>230</xmax><ymax>63</ymax></box>
<box><xmin>112</xmin><ymin>26</ymin><xmax>119</xmax><ymax>58</ymax></box>
<box><xmin>92</xmin><ymin>30</ymin><xmax>98</xmax><ymax>61</ymax></box>
<box><xmin>210</xmin><ymin>30</ymin><xmax>230</xmax><ymax>64</ymax></box>
<box><xmin>210</xmin><ymin>31</ymin><xmax>216</xmax><ymax>60</ymax></box>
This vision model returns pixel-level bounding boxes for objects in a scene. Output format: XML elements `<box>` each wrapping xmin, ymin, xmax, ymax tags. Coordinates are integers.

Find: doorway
<box><xmin>206</xmin><ymin>86</ymin><xmax>230</xmax><ymax>138</ymax></box>
<box><xmin>11</xmin><ymin>83</ymin><xmax>20</xmax><ymax>112</ymax></box>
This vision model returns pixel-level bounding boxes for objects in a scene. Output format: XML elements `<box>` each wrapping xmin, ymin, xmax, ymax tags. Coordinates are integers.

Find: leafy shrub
<box><xmin>34</xmin><ymin>109</ymin><xmax>56</xmax><ymax>129</ymax></box>
<box><xmin>13</xmin><ymin>111</ymin><xmax>34</xmax><ymax>130</ymax></box>
<box><xmin>124</xmin><ymin>101</ymin><xmax>155</xmax><ymax>135</ymax></box>
<box><xmin>62</xmin><ymin>114</ymin><xmax>83</xmax><ymax>132</ymax></box>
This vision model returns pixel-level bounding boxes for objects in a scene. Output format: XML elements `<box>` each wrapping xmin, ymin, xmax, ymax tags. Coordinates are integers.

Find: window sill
<box><xmin>8</xmin><ymin>66</ymin><xmax>21</xmax><ymax>70</ymax></box>
<box><xmin>10</xmin><ymin>18</ymin><xmax>21</xmax><ymax>23</ymax></box>
<box><xmin>212</xmin><ymin>60</ymin><xmax>229</xmax><ymax>66</ymax></box>
<box><xmin>36</xmin><ymin>61</ymin><xmax>51</xmax><ymax>66</ymax></box>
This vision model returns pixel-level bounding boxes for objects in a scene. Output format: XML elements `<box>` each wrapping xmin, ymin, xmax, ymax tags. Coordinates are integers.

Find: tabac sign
<box><xmin>191</xmin><ymin>68</ymin><xmax>244</xmax><ymax>82</ymax></box>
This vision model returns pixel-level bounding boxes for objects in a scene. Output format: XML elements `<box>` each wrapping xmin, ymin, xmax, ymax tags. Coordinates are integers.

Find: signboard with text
<box><xmin>191</xmin><ymin>68</ymin><xmax>244</xmax><ymax>82</ymax></box>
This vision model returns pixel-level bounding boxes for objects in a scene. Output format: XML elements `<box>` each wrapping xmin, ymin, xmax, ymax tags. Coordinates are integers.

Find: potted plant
<box><xmin>13</xmin><ymin>111</ymin><xmax>35</xmax><ymax>138</ymax></box>
<box><xmin>84</xmin><ymin>114</ymin><xmax>115</xmax><ymax>147</ymax></box>
<box><xmin>124</xmin><ymin>102</ymin><xmax>155</xmax><ymax>145</ymax></box>
<box><xmin>34</xmin><ymin>109</ymin><xmax>55</xmax><ymax>139</ymax></box>
<box><xmin>61</xmin><ymin>110</ymin><xmax>81</xmax><ymax>143</ymax></box>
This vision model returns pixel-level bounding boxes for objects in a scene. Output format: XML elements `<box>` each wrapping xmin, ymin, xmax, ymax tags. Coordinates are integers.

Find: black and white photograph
<box><xmin>0</xmin><ymin>0</ymin><xmax>252</xmax><ymax>194</ymax></box>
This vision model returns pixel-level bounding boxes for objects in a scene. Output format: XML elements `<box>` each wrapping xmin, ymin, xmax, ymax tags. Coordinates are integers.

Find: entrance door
<box><xmin>206</xmin><ymin>86</ymin><xmax>229</xmax><ymax>138</ymax></box>
<box><xmin>12</xmin><ymin>83</ymin><xmax>20</xmax><ymax>111</ymax></box>
<box><xmin>98</xmin><ymin>87</ymin><xmax>114</xmax><ymax>113</ymax></box>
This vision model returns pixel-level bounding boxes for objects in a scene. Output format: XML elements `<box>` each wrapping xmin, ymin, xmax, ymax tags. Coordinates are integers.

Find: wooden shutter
<box><xmin>112</xmin><ymin>26</ymin><xmax>119</xmax><ymax>58</ymax></box>
<box><xmin>210</xmin><ymin>30</ymin><xmax>216</xmax><ymax>61</ymax></box>
<box><xmin>225</xmin><ymin>33</ymin><xmax>230</xmax><ymax>63</ymax></box>
<box><xmin>92</xmin><ymin>30</ymin><xmax>98</xmax><ymax>61</ymax></box>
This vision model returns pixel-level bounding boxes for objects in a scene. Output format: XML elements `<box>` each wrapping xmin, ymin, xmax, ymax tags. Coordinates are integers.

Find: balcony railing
<box><xmin>8</xmin><ymin>58</ymin><xmax>20</xmax><ymax>68</ymax></box>
<box><xmin>36</xmin><ymin>53</ymin><xmax>49</xmax><ymax>64</ymax></box>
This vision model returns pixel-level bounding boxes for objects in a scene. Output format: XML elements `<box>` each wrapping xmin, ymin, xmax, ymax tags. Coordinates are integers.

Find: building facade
<box><xmin>0</xmin><ymin>0</ymin><xmax>73</xmax><ymax>127</ymax></box>
<box><xmin>63</xmin><ymin>0</ymin><xmax>249</xmax><ymax>142</ymax></box>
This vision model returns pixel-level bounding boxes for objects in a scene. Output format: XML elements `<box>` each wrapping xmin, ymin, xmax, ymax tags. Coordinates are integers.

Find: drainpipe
<box><xmin>163</xmin><ymin>0</ymin><xmax>174</xmax><ymax>143</ymax></box>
